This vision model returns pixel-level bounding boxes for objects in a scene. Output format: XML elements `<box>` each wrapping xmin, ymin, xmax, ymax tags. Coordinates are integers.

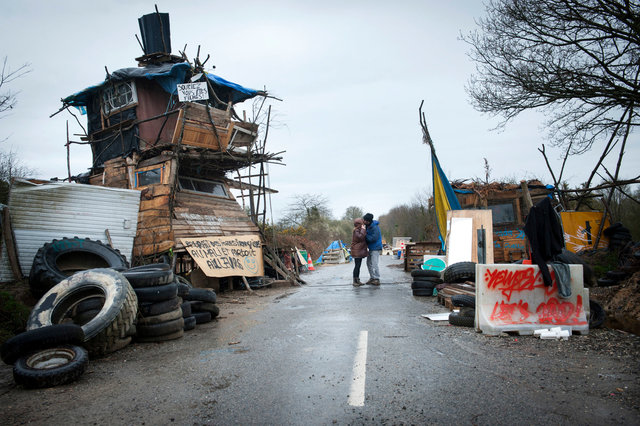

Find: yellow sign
<box><xmin>560</xmin><ymin>212</ymin><xmax>610</xmax><ymax>253</ymax></box>
<box><xmin>181</xmin><ymin>236</ymin><xmax>264</xmax><ymax>277</ymax></box>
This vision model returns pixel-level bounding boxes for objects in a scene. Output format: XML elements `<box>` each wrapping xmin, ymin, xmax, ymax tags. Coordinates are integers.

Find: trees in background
<box><xmin>0</xmin><ymin>57</ymin><xmax>33</xmax><ymax>202</ymax></box>
<box><xmin>378</xmin><ymin>189</ymin><xmax>437</xmax><ymax>244</ymax></box>
<box><xmin>271</xmin><ymin>190</ymin><xmax>439</xmax><ymax>257</ymax></box>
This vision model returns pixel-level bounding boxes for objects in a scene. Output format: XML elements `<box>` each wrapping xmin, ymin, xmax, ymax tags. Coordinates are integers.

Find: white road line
<box><xmin>348</xmin><ymin>330</ymin><xmax>368</xmax><ymax>407</ymax></box>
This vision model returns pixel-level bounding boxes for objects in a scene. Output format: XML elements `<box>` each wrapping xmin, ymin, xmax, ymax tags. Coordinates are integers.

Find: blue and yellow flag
<box><xmin>431</xmin><ymin>152</ymin><xmax>460</xmax><ymax>251</ymax></box>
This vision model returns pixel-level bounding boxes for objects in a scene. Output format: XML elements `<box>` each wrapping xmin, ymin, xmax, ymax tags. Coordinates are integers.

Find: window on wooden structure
<box><xmin>135</xmin><ymin>166</ymin><xmax>164</xmax><ymax>187</ymax></box>
<box><xmin>488</xmin><ymin>202</ymin><xmax>516</xmax><ymax>225</ymax></box>
<box><xmin>179</xmin><ymin>177</ymin><xmax>229</xmax><ymax>198</ymax></box>
<box><xmin>102</xmin><ymin>81</ymin><xmax>137</xmax><ymax>115</ymax></box>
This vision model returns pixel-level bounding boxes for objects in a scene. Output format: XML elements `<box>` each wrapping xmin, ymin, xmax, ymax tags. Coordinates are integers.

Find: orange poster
<box><xmin>560</xmin><ymin>211</ymin><xmax>610</xmax><ymax>253</ymax></box>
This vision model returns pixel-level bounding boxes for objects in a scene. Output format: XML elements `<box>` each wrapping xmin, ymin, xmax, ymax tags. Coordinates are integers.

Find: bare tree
<box><xmin>278</xmin><ymin>193</ymin><xmax>332</xmax><ymax>227</ymax></box>
<box><xmin>464</xmin><ymin>0</ymin><xmax>640</xmax><ymax>154</ymax></box>
<box><xmin>0</xmin><ymin>57</ymin><xmax>30</xmax><ymax>122</ymax></box>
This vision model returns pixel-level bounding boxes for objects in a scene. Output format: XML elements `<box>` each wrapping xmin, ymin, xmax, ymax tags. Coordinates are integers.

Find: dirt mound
<box><xmin>590</xmin><ymin>272</ymin><xmax>640</xmax><ymax>335</ymax></box>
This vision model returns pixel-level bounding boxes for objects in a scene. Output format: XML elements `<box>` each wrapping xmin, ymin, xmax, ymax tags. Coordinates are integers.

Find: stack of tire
<box><xmin>28</xmin><ymin>237</ymin><xmax>130</xmax><ymax>299</ymax></box>
<box><xmin>410</xmin><ymin>269</ymin><xmax>443</xmax><ymax>296</ymax></box>
<box><xmin>1</xmin><ymin>324</ymin><xmax>89</xmax><ymax>388</ymax></box>
<box><xmin>604</xmin><ymin>222</ymin><xmax>632</xmax><ymax>251</ymax></box>
<box><xmin>177</xmin><ymin>276</ymin><xmax>220</xmax><ymax>325</ymax></box>
<box><xmin>123</xmin><ymin>264</ymin><xmax>184</xmax><ymax>343</ymax></box>
<box><xmin>448</xmin><ymin>294</ymin><xmax>476</xmax><ymax>327</ymax></box>
<box><xmin>26</xmin><ymin>268</ymin><xmax>138</xmax><ymax>357</ymax></box>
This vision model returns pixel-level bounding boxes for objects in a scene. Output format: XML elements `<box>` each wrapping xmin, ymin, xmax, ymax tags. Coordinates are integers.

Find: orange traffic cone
<box><xmin>307</xmin><ymin>253</ymin><xmax>315</xmax><ymax>271</ymax></box>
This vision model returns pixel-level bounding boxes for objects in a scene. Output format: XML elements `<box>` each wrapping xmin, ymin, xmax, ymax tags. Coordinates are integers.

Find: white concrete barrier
<box><xmin>476</xmin><ymin>264</ymin><xmax>589</xmax><ymax>335</ymax></box>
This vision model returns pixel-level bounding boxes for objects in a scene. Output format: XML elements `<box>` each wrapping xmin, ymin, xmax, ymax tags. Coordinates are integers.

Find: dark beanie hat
<box><xmin>363</xmin><ymin>213</ymin><xmax>374</xmax><ymax>222</ymax></box>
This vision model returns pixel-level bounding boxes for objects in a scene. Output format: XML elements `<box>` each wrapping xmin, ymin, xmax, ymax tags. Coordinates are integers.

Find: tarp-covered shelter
<box><xmin>55</xmin><ymin>10</ymin><xmax>292</xmax><ymax>285</ymax></box>
<box><xmin>317</xmin><ymin>240</ymin><xmax>348</xmax><ymax>264</ymax></box>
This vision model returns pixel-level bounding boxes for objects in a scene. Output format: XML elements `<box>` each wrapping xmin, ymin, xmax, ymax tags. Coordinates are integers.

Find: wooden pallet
<box><xmin>437</xmin><ymin>283</ymin><xmax>476</xmax><ymax>310</ymax></box>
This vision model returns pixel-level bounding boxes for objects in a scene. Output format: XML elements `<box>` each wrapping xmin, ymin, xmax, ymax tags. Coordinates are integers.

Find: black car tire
<box><xmin>135</xmin><ymin>329</ymin><xmax>184</xmax><ymax>343</ymax></box>
<box><xmin>136</xmin><ymin>317</ymin><xmax>185</xmax><ymax>338</ymax></box>
<box><xmin>183</xmin><ymin>288</ymin><xmax>217</xmax><ymax>303</ymax></box>
<box><xmin>137</xmin><ymin>307</ymin><xmax>183</xmax><ymax>326</ymax></box>
<box><xmin>26</xmin><ymin>268</ymin><xmax>138</xmax><ymax>357</ymax></box>
<box><xmin>589</xmin><ymin>299</ymin><xmax>606</xmax><ymax>329</ymax></box>
<box><xmin>123</xmin><ymin>264</ymin><xmax>174</xmax><ymax>288</ymax></box>
<box><xmin>29</xmin><ymin>237</ymin><xmax>128</xmax><ymax>298</ymax></box>
<box><xmin>193</xmin><ymin>311</ymin><xmax>212</xmax><ymax>324</ymax></box>
<box><xmin>139</xmin><ymin>297</ymin><xmax>181</xmax><ymax>316</ymax></box>
<box><xmin>451</xmin><ymin>294</ymin><xmax>476</xmax><ymax>308</ymax></box>
<box><xmin>13</xmin><ymin>344</ymin><xmax>88</xmax><ymax>389</ymax></box>
<box><xmin>134</xmin><ymin>282</ymin><xmax>178</xmax><ymax>303</ymax></box>
<box><xmin>412</xmin><ymin>289</ymin><xmax>434</xmax><ymax>297</ymax></box>
<box><xmin>1</xmin><ymin>324</ymin><xmax>85</xmax><ymax>365</ymax></box>
<box><xmin>448</xmin><ymin>313</ymin><xmax>474</xmax><ymax>327</ymax></box>
<box><xmin>183</xmin><ymin>316</ymin><xmax>196</xmax><ymax>331</ymax></box>
<box><xmin>411</xmin><ymin>281</ymin><xmax>436</xmax><ymax>290</ymax></box>
<box><xmin>410</xmin><ymin>269</ymin><xmax>442</xmax><ymax>278</ymax></box>
<box><xmin>443</xmin><ymin>262</ymin><xmax>477</xmax><ymax>283</ymax></box>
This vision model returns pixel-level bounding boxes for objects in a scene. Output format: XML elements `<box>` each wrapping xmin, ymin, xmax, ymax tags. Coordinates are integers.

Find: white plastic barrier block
<box><xmin>476</xmin><ymin>264</ymin><xmax>589</xmax><ymax>336</ymax></box>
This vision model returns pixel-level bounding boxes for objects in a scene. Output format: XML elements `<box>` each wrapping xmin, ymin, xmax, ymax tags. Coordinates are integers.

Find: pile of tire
<box><xmin>123</xmin><ymin>264</ymin><xmax>185</xmax><ymax>343</ymax></box>
<box><xmin>410</xmin><ymin>269</ymin><xmax>443</xmax><ymax>296</ymax></box>
<box><xmin>448</xmin><ymin>294</ymin><xmax>476</xmax><ymax>327</ymax></box>
<box><xmin>177</xmin><ymin>276</ymin><xmax>220</xmax><ymax>326</ymax></box>
<box><xmin>604</xmin><ymin>222</ymin><xmax>632</xmax><ymax>251</ymax></box>
<box><xmin>26</xmin><ymin>268</ymin><xmax>138</xmax><ymax>357</ymax></box>
<box><xmin>1</xmin><ymin>324</ymin><xmax>89</xmax><ymax>389</ymax></box>
<box><xmin>28</xmin><ymin>237</ymin><xmax>129</xmax><ymax>299</ymax></box>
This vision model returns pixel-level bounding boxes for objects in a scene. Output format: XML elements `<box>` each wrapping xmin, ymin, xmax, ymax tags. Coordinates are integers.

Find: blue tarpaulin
<box><xmin>316</xmin><ymin>240</ymin><xmax>347</xmax><ymax>263</ymax></box>
<box><xmin>63</xmin><ymin>62</ymin><xmax>260</xmax><ymax>107</ymax></box>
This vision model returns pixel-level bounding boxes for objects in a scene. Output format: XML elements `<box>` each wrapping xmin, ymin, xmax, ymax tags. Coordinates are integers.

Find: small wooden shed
<box><xmin>451</xmin><ymin>180</ymin><xmax>554</xmax><ymax>262</ymax></box>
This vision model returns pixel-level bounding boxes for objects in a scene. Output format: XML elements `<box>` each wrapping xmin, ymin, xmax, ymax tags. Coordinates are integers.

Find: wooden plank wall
<box><xmin>134</xmin><ymin>184</ymin><xmax>175</xmax><ymax>258</ymax></box>
<box><xmin>172</xmin><ymin>190</ymin><xmax>260</xmax><ymax>248</ymax></box>
<box><xmin>86</xmin><ymin>152</ymin><xmax>261</xmax><ymax>259</ymax></box>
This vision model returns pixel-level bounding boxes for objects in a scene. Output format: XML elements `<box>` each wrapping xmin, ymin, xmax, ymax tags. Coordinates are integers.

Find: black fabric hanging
<box><xmin>523</xmin><ymin>197</ymin><xmax>564</xmax><ymax>287</ymax></box>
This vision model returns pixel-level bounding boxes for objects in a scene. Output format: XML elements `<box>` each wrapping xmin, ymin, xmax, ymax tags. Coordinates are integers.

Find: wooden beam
<box><xmin>1</xmin><ymin>208</ymin><xmax>23</xmax><ymax>279</ymax></box>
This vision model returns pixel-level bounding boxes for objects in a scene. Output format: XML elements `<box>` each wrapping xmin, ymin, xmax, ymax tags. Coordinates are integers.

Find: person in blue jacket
<box><xmin>363</xmin><ymin>212</ymin><xmax>382</xmax><ymax>285</ymax></box>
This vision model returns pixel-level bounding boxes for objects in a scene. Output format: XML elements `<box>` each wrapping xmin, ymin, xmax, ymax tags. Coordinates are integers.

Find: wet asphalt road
<box><xmin>1</xmin><ymin>255</ymin><xmax>638</xmax><ymax>425</ymax></box>
<box><xmin>191</xmin><ymin>256</ymin><xmax>639</xmax><ymax>425</ymax></box>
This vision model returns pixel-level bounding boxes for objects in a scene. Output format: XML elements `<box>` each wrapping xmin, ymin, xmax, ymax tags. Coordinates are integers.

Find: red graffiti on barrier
<box><xmin>487</xmin><ymin>296</ymin><xmax>587</xmax><ymax>325</ymax></box>
<box><xmin>536</xmin><ymin>295</ymin><xmax>587</xmax><ymax>325</ymax></box>
<box><xmin>489</xmin><ymin>300</ymin><xmax>531</xmax><ymax>323</ymax></box>
<box><xmin>484</xmin><ymin>267</ymin><xmax>556</xmax><ymax>301</ymax></box>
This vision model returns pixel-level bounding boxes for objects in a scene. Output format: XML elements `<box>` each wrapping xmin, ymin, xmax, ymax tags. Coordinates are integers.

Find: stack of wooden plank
<box><xmin>437</xmin><ymin>283</ymin><xmax>476</xmax><ymax>310</ymax></box>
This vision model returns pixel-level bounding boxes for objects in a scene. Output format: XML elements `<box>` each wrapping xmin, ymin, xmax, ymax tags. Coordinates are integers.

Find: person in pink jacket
<box><xmin>351</xmin><ymin>218</ymin><xmax>369</xmax><ymax>287</ymax></box>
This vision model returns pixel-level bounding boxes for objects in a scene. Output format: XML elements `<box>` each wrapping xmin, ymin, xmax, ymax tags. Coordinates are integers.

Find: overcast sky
<box><xmin>2</xmin><ymin>1</ymin><xmax>638</xmax><ymax>222</ymax></box>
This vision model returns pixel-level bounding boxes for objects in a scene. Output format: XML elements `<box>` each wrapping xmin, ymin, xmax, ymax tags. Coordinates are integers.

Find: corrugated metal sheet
<box><xmin>0</xmin><ymin>181</ymin><xmax>140</xmax><ymax>282</ymax></box>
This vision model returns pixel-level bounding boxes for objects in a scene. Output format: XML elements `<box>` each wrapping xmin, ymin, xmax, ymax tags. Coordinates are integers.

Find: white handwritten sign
<box><xmin>180</xmin><ymin>235</ymin><xmax>264</xmax><ymax>277</ymax></box>
<box><xmin>177</xmin><ymin>82</ymin><xmax>209</xmax><ymax>102</ymax></box>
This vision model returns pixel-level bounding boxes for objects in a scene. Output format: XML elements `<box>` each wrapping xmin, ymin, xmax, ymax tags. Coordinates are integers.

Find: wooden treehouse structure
<box><xmin>57</xmin><ymin>10</ymin><xmax>297</xmax><ymax>285</ymax></box>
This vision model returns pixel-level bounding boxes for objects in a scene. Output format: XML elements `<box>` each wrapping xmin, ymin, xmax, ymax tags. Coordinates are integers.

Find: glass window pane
<box><xmin>136</xmin><ymin>168</ymin><xmax>162</xmax><ymax>187</ymax></box>
<box><xmin>180</xmin><ymin>177</ymin><xmax>227</xmax><ymax>197</ymax></box>
<box><xmin>179</xmin><ymin>177</ymin><xmax>194</xmax><ymax>190</ymax></box>
<box><xmin>489</xmin><ymin>203</ymin><xmax>515</xmax><ymax>224</ymax></box>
